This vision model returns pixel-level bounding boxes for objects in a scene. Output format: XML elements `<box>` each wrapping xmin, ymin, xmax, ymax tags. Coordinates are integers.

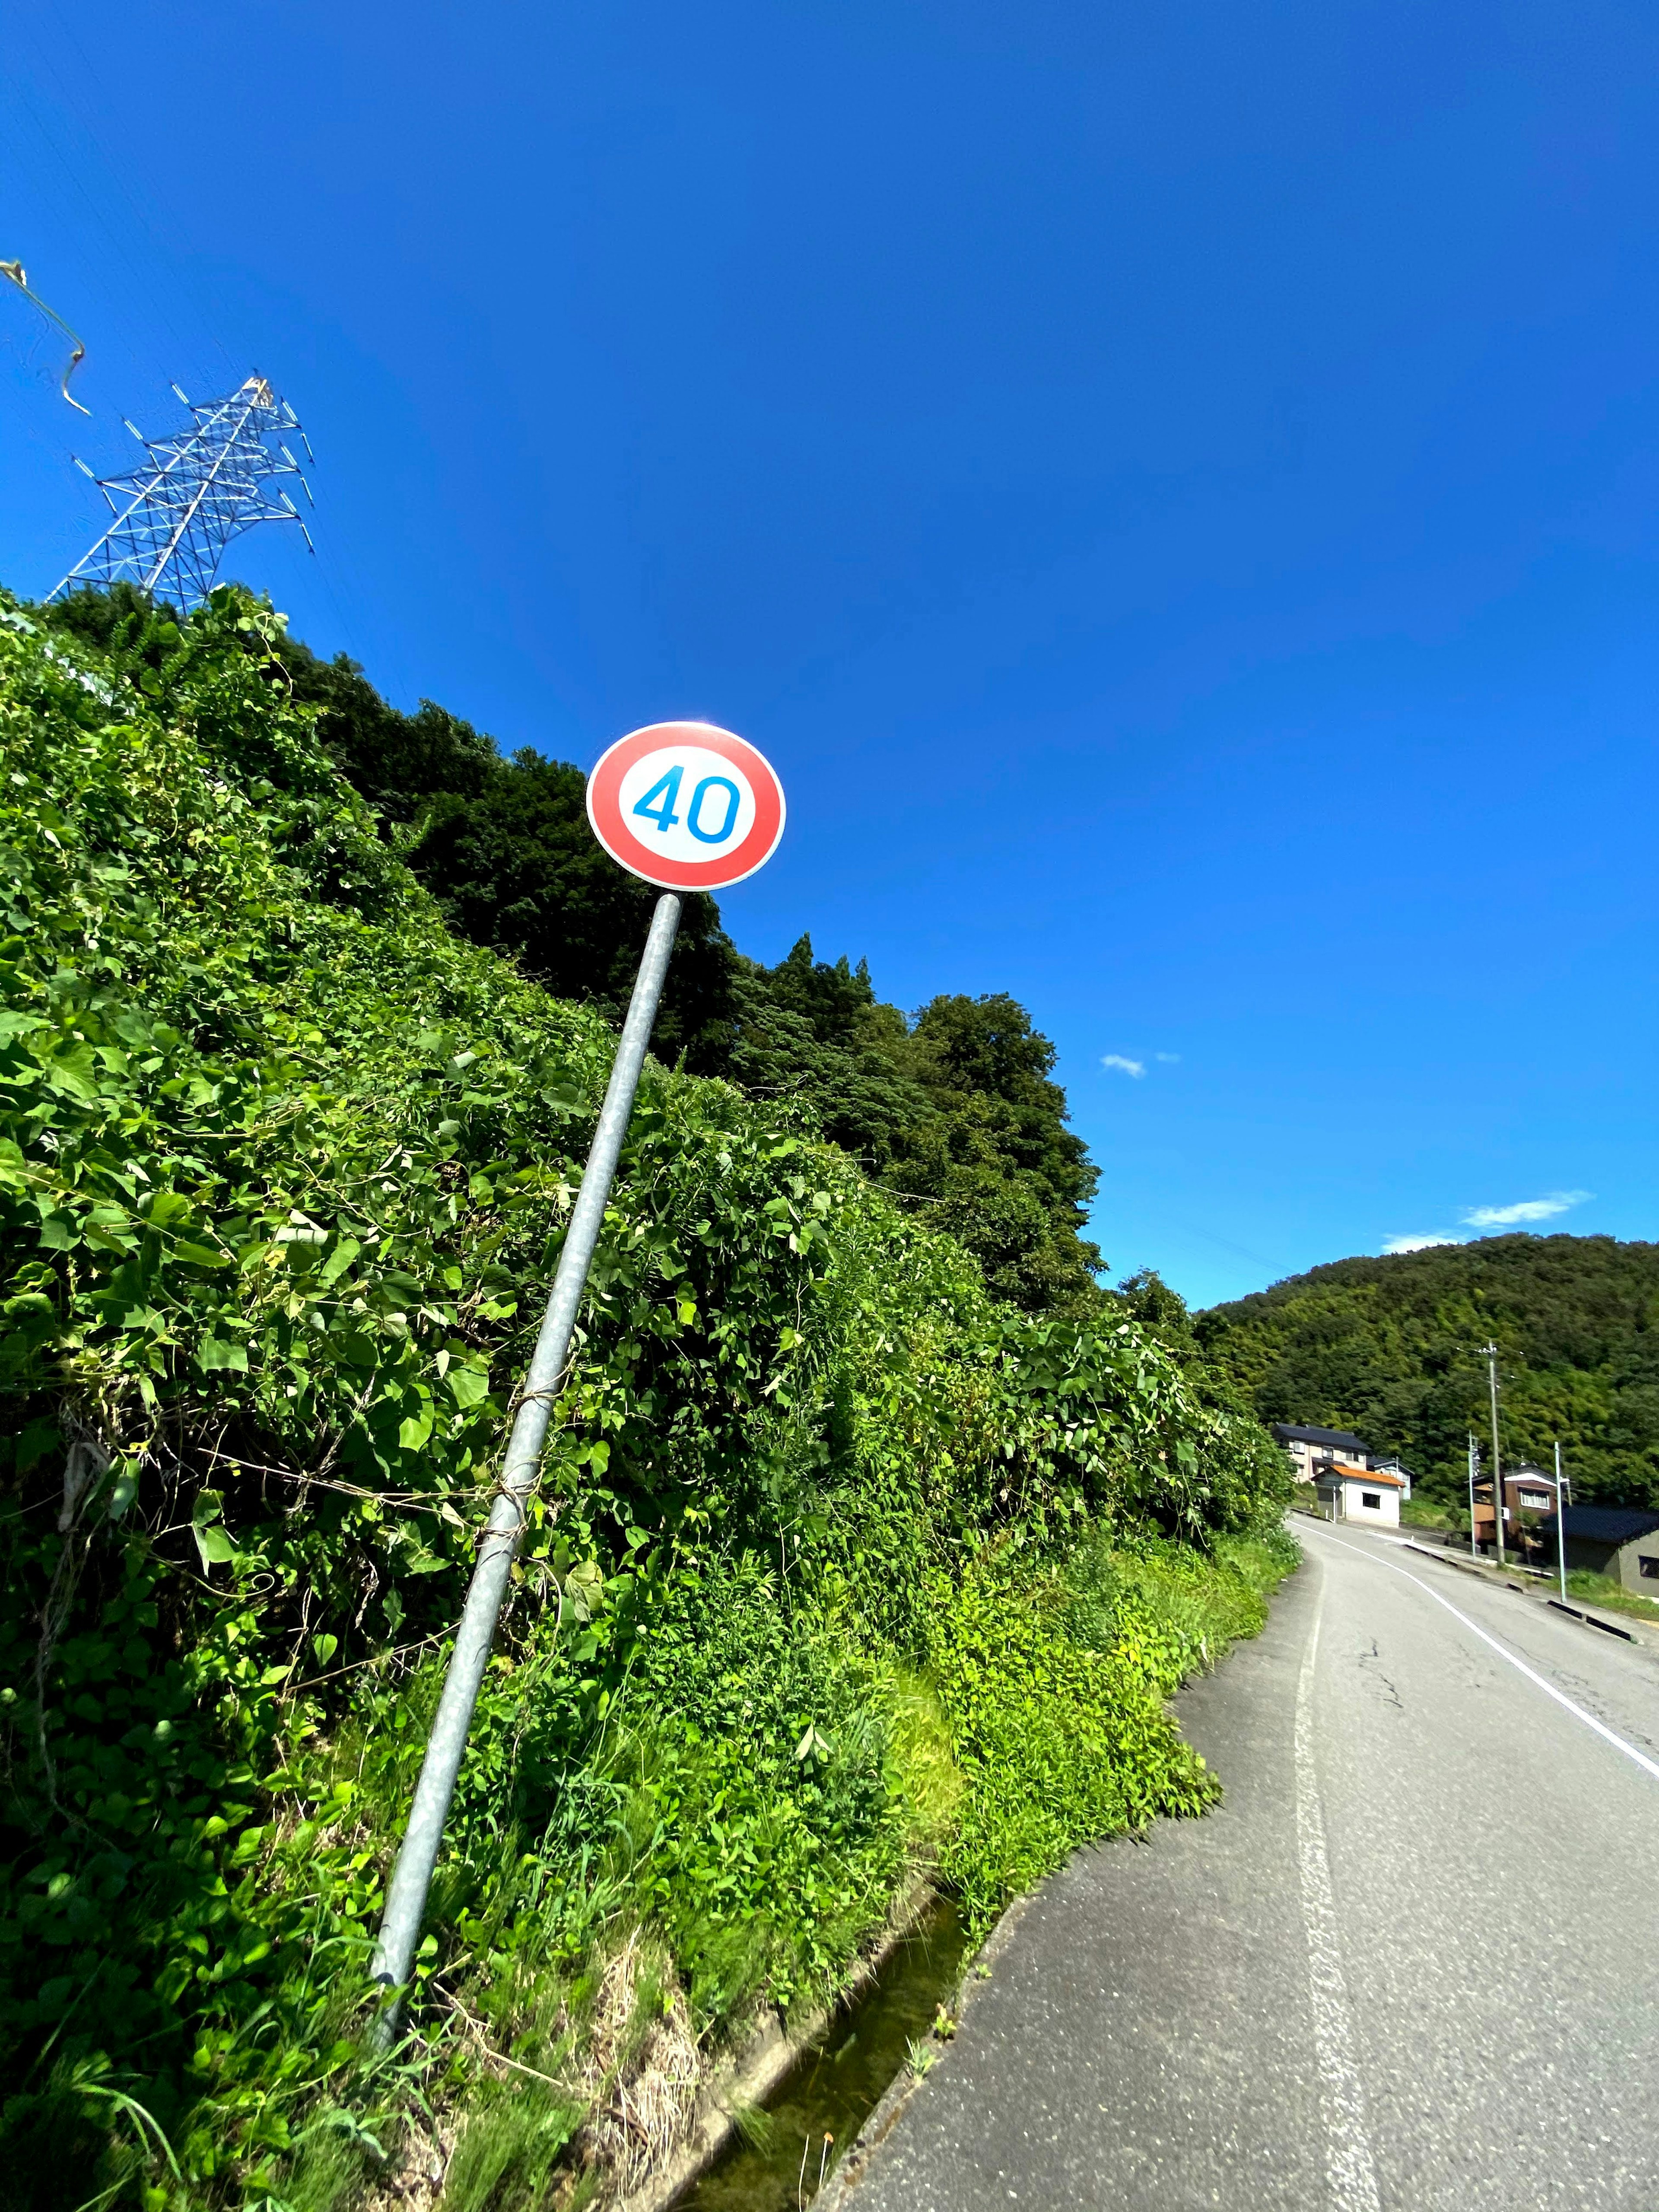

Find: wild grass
<box><xmin>1563</xmin><ymin>1570</ymin><xmax>1659</xmax><ymax>1623</ymax></box>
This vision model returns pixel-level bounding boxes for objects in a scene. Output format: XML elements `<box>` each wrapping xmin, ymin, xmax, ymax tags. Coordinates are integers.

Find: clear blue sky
<box><xmin>5</xmin><ymin>0</ymin><xmax>1656</xmax><ymax>1306</ymax></box>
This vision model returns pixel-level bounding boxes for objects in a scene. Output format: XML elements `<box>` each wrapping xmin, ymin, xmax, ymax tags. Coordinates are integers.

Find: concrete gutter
<box><xmin>613</xmin><ymin>1879</ymin><xmax>941</xmax><ymax>2212</ymax></box>
<box><xmin>812</xmin><ymin>1889</ymin><xmax>1033</xmax><ymax>2212</ymax></box>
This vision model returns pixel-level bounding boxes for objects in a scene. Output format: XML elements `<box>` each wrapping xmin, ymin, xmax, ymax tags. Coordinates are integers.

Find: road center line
<box><xmin>1295</xmin><ymin>1597</ymin><xmax>1383</xmax><ymax>2212</ymax></box>
<box><xmin>1302</xmin><ymin>1525</ymin><xmax>1659</xmax><ymax>1784</ymax></box>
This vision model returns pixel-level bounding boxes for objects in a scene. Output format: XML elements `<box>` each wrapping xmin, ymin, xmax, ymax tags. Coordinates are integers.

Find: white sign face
<box><xmin>613</xmin><ymin>743</ymin><xmax>759</xmax><ymax>871</ymax></box>
<box><xmin>585</xmin><ymin>721</ymin><xmax>786</xmax><ymax>890</ymax></box>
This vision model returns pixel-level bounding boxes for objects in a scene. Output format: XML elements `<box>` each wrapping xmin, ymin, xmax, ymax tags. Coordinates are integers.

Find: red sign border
<box><xmin>586</xmin><ymin>722</ymin><xmax>786</xmax><ymax>890</ymax></box>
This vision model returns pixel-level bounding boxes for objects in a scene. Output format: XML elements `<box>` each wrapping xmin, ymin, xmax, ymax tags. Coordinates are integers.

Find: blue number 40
<box><xmin>633</xmin><ymin>765</ymin><xmax>741</xmax><ymax>842</ymax></box>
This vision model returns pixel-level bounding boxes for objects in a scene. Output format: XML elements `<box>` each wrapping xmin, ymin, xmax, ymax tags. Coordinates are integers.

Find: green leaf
<box><xmin>193</xmin><ymin>1524</ymin><xmax>238</xmax><ymax>1569</ymax></box>
<box><xmin>319</xmin><ymin>1236</ymin><xmax>361</xmax><ymax>1287</ymax></box>
<box><xmin>44</xmin><ymin>1042</ymin><xmax>99</xmax><ymax>1102</ymax></box>
<box><xmin>445</xmin><ymin>1363</ymin><xmax>489</xmax><ymax>1408</ymax></box>
<box><xmin>196</xmin><ymin>1337</ymin><xmax>249</xmax><ymax>1373</ymax></box>
<box><xmin>398</xmin><ymin>1405</ymin><xmax>435</xmax><ymax>1452</ymax></box>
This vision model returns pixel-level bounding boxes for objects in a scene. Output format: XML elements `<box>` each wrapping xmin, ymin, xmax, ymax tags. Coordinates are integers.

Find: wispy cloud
<box><xmin>1382</xmin><ymin>1233</ymin><xmax>1460</xmax><ymax>1255</ymax></box>
<box><xmin>1461</xmin><ymin>1190</ymin><xmax>1593</xmax><ymax>1229</ymax></box>
<box><xmin>1101</xmin><ymin>1054</ymin><xmax>1145</xmax><ymax>1078</ymax></box>
<box><xmin>1154</xmin><ymin>1052</ymin><xmax>1181</xmax><ymax>1064</ymax></box>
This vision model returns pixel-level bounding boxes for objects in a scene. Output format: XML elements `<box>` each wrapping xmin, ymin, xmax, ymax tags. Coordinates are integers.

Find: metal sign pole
<box><xmin>369</xmin><ymin>891</ymin><xmax>682</xmax><ymax>2033</ymax></box>
<box><xmin>1554</xmin><ymin>1440</ymin><xmax>1568</xmax><ymax>1604</ymax></box>
<box><xmin>1481</xmin><ymin>1342</ymin><xmax>1506</xmax><ymax>1567</ymax></box>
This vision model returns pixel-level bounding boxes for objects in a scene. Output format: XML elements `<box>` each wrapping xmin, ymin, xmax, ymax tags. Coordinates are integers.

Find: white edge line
<box><xmin>1302</xmin><ymin>1525</ymin><xmax>1659</xmax><ymax>1784</ymax></box>
<box><xmin>1295</xmin><ymin>1598</ymin><xmax>1382</xmax><ymax>2212</ymax></box>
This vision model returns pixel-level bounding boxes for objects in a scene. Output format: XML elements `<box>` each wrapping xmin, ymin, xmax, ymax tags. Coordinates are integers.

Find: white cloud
<box><xmin>1154</xmin><ymin>1052</ymin><xmax>1181</xmax><ymax>1064</ymax></box>
<box><xmin>1101</xmin><ymin>1054</ymin><xmax>1146</xmax><ymax>1078</ymax></box>
<box><xmin>1461</xmin><ymin>1190</ymin><xmax>1593</xmax><ymax>1229</ymax></box>
<box><xmin>1382</xmin><ymin>1233</ymin><xmax>1461</xmax><ymax>1254</ymax></box>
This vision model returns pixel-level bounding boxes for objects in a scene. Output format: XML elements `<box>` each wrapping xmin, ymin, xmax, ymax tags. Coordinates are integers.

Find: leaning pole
<box><xmin>370</xmin><ymin>721</ymin><xmax>786</xmax><ymax>2036</ymax></box>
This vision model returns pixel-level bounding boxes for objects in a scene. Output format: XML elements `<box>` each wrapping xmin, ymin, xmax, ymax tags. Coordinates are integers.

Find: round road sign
<box><xmin>586</xmin><ymin>721</ymin><xmax>785</xmax><ymax>890</ymax></box>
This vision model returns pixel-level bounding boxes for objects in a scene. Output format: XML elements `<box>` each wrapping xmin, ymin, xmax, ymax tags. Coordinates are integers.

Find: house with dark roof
<box><xmin>1541</xmin><ymin>1504</ymin><xmax>1659</xmax><ymax>1592</ymax></box>
<box><xmin>1272</xmin><ymin>1423</ymin><xmax>1372</xmax><ymax>1459</ymax></box>
<box><xmin>1270</xmin><ymin>1424</ymin><xmax>1411</xmax><ymax>1499</ymax></box>
<box><xmin>1272</xmin><ymin>1424</ymin><xmax>1372</xmax><ymax>1484</ymax></box>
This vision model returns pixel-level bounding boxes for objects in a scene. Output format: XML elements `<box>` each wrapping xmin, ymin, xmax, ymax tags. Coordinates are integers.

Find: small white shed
<box><xmin>1314</xmin><ymin>1462</ymin><xmax>1404</xmax><ymax>1527</ymax></box>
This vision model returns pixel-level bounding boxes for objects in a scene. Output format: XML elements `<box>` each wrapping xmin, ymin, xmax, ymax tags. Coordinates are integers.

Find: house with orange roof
<box><xmin>1311</xmin><ymin>1460</ymin><xmax>1406</xmax><ymax>1526</ymax></box>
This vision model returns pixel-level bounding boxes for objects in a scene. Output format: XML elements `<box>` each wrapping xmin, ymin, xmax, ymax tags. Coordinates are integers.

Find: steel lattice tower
<box><xmin>53</xmin><ymin>376</ymin><xmax>315</xmax><ymax>610</ymax></box>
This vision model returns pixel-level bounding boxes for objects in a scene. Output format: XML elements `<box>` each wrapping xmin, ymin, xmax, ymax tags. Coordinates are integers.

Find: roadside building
<box><xmin>1372</xmin><ymin>1454</ymin><xmax>1415</xmax><ymax>1500</ymax></box>
<box><xmin>1272</xmin><ymin>1424</ymin><xmax>1375</xmax><ymax>1482</ymax></box>
<box><xmin>1272</xmin><ymin>1424</ymin><xmax>1415</xmax><ymax>1503</ymax></box>
<box><xmin>1540</xmin><ymin>1504</ymin><xmax>1659</xmax><ymax>1593</ymax></box>
<box><xmin>1311</xmin><ymin>1461</ymin><xmax>1406</xmax><ymax>1526</ymax></box>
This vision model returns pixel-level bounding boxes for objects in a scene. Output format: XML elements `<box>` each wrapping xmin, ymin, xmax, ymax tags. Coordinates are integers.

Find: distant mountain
<box><xmin>1195</xmin><ymin>1235</ymin><xmax>1659</xmax><ymax>1509</ymax></box>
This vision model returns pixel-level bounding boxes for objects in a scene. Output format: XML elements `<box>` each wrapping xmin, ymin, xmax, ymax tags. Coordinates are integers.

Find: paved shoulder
<box><xmin>831</xmin><ymin>1560</ymin><xmax>1328</xmax><ymax>2210</ymax></box>
<box><xmin>832</xmin><ymin>1528</ymin><xmax>1659</xmax><ymax>2211</ymax></box>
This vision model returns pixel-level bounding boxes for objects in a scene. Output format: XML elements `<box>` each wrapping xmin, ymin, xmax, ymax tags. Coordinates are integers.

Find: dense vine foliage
<box><xmin>0</xmin><ymin>590</ymin><xmax>1290</xmax><ymax>2211</ymax></box>
<box><xmin>41</xmin><ymin>586</ymin><xmax>1105</xmax><ymax>1312</ymax></box>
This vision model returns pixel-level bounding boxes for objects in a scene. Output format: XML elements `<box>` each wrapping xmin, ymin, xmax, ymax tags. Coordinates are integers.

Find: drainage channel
<box><xmin>680</xmin><ymin>1897</ymin><xmax>969</xmax><ymax>2210</ymax></box>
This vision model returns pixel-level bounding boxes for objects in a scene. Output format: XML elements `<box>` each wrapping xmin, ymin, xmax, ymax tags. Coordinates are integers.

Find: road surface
<box><xmin>831</xmin><ymin>1522</ymin><xmax>1659</xmax><ymax>2210</ymax></box>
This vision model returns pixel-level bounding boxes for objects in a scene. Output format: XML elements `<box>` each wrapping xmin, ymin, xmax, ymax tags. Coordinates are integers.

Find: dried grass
<box><xmin>573</xmin><ymin>1929</ymin><xmax>702</xmax><ymax>2198</ymax></box>
<box><xmin>357</xmin><ymin>2108</ymin><xmax>459</xmax><ymax>2212</ymax></box>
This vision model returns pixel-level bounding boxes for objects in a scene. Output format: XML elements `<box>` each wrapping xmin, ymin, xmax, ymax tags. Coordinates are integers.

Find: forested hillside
<box><xmin>44</xmin><ymin>588</ymin><xmax>1103</xmax><ymax>1315</ymax></box>
<box><xmin>1197</xmin><ymin>1235</ymin><xmax>1659</xmax><ymax>1507</ymax></box>
<box><xmin>2</xmin><ymin>586</ymin><xmax>1290</xmax><ymax>2212</ymax></box>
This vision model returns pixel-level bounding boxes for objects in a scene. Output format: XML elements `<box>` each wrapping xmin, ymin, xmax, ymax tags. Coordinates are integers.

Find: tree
<box><xmin>725</xmin><ymin>960</ymin><xmax>1105</xmax><ymax>1312</ymax></box>
<box><xmin>35</xmin><ymin>586</ymin><xmax>1107</xmax><ymax>1313</ymax></box>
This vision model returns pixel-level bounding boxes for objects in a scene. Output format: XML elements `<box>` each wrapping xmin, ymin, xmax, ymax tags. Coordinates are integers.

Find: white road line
<box><xmin>1295</xmin><ymin>1599</ymin><xmax>1383</xmax><ymax>2212</ymax></box>
<box><xmin>1303</xmin><ymin>1524</ymin><xmax>1659</xmax><ymax>1784</ymax></box>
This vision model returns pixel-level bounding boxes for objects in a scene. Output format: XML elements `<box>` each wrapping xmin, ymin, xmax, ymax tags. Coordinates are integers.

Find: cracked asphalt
<box><xmin>828</xmin><ymin>1522</ymin><xmax>1659</xmax><ymax>2211</ymax></box>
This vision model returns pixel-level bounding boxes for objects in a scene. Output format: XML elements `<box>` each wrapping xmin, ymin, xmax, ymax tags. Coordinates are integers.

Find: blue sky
<box><xmin>4</xmin><ymin>0</ymin><xmax>1656</xmax><ymax>1306</ymax></box>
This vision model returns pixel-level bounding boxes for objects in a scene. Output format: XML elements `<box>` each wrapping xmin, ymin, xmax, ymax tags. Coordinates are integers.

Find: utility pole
<box><xmin>1467</xmin><ymin>1433</ymin><xmax>1480</xmax><ymax>1561</ymax></box>
<box><xmin>1479</xmin><ymin>1342</ymin><xmax>1505</xmax><ymax>1567</ymax></box>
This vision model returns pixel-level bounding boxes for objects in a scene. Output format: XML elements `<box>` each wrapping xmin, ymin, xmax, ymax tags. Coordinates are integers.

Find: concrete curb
<box><xmin>1394</xmin><ymin>1538</ymin><xmax>1654</xmax><ymax>1646</ymax></box>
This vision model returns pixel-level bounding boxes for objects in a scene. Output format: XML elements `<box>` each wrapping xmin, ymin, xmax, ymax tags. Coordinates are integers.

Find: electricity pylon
<box><xmin>53</xmin><ymin>376</ymin><xmax>314</xmax><ymax>611</ymax></box>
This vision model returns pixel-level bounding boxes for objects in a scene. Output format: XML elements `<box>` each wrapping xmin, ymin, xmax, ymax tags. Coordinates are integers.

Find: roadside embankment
<box><xmin>0</xmin><ymin>591</ymin><xmax>1293</xmax><ymax>2212</ymax></box>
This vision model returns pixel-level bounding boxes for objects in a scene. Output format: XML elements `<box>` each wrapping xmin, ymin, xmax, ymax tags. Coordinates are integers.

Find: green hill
<box><xmin>1196</xmin><ymin>1234</ymin><xmax>1659</xmax><ymax>1508</ymax></box>
<box><xmin>0</xmin><ymin>586</ymin><xmax>1289</xmax><ymax>2212</ymax></box>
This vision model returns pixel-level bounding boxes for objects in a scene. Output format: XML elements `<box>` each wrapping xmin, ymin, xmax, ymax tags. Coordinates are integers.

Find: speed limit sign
<box><xmin>585</xmin><ymin>721</ymin><xmax>786</xmax><ymax>891</ymax></box>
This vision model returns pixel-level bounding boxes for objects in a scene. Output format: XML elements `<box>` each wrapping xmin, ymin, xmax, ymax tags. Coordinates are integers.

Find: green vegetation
<box><xmin>42</xmin><ymin>588</ymin><xmax>1104</xmax><ymax>1318</ymax></box>
<box><xmin>0</xmin><ymin>588</ymin><xmax>1291</xmax><ymax>2212</ymax></box>
<box><xmin>1563</xmin><ymin>1570</ymin><xmax>1659</xmax><ymax>1625</ymax></box>
<box><xmin>1197</xmin><ymin>1236</ymin><xmax>1659</xmax><ymax>1510</ymax></box>
<box><xmin>1400</xmin><ymin>1497</ymin><xmax>1463</xmax><ymax>1532</ymax></box>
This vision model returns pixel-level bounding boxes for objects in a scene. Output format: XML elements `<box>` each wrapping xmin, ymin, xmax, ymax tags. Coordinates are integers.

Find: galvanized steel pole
<box><xmin>1481</xmin><ymin>1342</ymin><xmax>1505</xmax><ymax>1567</ymax></box>
<box><xmin>1554</xmin><ymin>1440</ymin><xmax>1569</xmax><ymax>1604</ymax></box>
<box><xmin>369</xmin><ymin>891</ymin><xmax>682</xmax><ymax>2035</ymax></box>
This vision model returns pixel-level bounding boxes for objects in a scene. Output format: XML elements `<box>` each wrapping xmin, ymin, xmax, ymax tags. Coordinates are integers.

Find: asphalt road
<box><xmin>830</xmin><ymin>1523</ymin><xmax>1659</xmax><ymax>2211</ymax></box>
